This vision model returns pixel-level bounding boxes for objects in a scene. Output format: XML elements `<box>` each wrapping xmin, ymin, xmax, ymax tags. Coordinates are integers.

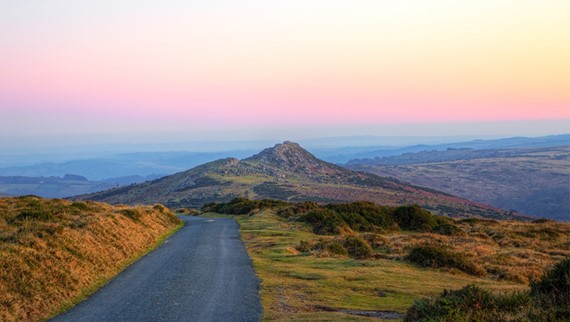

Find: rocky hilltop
<box><xmin>75</xmin><ymin>141</ymin><xmax>525</xmax><ymax>220</ymax></box>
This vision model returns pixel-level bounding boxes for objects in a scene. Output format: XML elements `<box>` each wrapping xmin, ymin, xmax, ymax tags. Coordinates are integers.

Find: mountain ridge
<box><xmin>75</xmin><ymin>141</ymin><xmax>526</xmax><ymax>220</ymax></box>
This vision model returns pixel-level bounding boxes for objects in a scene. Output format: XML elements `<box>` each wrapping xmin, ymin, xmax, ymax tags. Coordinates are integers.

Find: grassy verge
<box><xmin>204</xmin><ymin>210</ymin><xmax>528</xmax><ymax>321</ymax></box>
<box><xmin>0</xmin><ymin>196</ymin><xmax>182</xmax><ymax>322</ymax></box>
<box><xmin>50</xmin><ymin>220</ymin><xmax>184</xmax><ymax>319</ymax></box>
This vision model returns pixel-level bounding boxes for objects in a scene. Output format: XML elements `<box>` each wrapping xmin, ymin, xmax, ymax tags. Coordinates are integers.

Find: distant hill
<box><xmin>0</xmin><ymin>174</ymin><xmax>159</xmax><ymax>198</ymax></box>
<box><xmin>348</xmin><ymin>146</ymin><xmax>570</xmax><ymax>221</ymax></box>
<box><xmin>76</xmin><ymin>141</ymin><xmax>525</xmax><ymax>220</ymax></box>
<box><xmin>343</xmin><ymin>134</ymin><xmax>570</xmax><ymax>163</ymax></box>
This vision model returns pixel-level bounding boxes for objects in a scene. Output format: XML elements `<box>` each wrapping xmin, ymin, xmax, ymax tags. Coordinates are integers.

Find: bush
<box><xmin>295</xmin><ymin>239</ymin><xmax>348</xmax><ymax>257</ymax></box>
<box><xmin>530</xmin><ymin>257</ymin><xmax>570</xmax><ymax>319</ymax></box>
<box><xmin>152</xmin><ymin>204</ymin><xmax>167</xmax><ymax>213</ymax></box>
<box><xmin>392</xmin><ymin>205</ymin><xmax>438</xmax><ymax>231</ymax></box>
<box><xmin>301</xmin><ymin>209</ymin><xmax>349</xmax><ymax>235</ymax></box>
<box><xmin>120</xmin><ymin>209</ymin><xmax>142</xmax><ymax>221</ymax></box>
<box><xmin>432</xmin><ymin>223</ymin><xmax>465</xmax><ymax>236</ymax></box>
<box><xmin>326</xmin><ymin>202</ymin><xmax>397</xmax><ymax>231</ymax></box>
<box><xmin>313</xmin><ymin>239</ymin><xmax>348</xmax><ymax>257</ymax></box>
<box><xmin>406</xmin><ymin>258</ymin><xmax>570</xmax><ymax>321</ymax></box>
<box><xmin>13</xmin><ymin>210</ymin><xmax>55</xmax><ymax>222</ymax></box>
<box><xmin>203</xmin><ymin>198</ymin><xmax>288</xmax><ymax>215</ymax></box>
<box><xmin>296</xmin><ymin>240</ymin><xmax>311</xmax><ymax>253</ymax></box>
<box><xmin>71</xmin><ymin>201</ymin><xmax>91</xmax><ymax>211</ymax></box>
<box><xmin>406</xmin><ymin>245</ymin><xmax>483</xmax><ymax>276</ymax></box>
<box><xmin>405</xmin><ymin>285</ymin><xmax>531</xmax><ymax>322</ymax></box>
<box><xmin>343</xmin><ymin>236</ymin><xmax>372</xmax><ymax>259</ymax></box>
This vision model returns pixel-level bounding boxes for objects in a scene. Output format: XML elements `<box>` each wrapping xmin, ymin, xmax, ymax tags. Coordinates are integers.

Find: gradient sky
<box><xmin>1</xmin><ymin>0</ymin><xmax>569</xmax><ymax>140</ymax></box>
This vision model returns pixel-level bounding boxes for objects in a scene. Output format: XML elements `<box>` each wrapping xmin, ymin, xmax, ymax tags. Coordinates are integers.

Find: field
<box><xmin>0</xmin><ymin>196</ymin><xmax>182</xmax><ymax>322</ymax></box>
<box><xmin>204</xmin><ymin>208</ymin><xmax>569</xmax><ymax>321</ymax></box>
<box><xmin>348</xmin><ymin>146</ymin><xmax>570</xmax><ymax>220</ymax></box>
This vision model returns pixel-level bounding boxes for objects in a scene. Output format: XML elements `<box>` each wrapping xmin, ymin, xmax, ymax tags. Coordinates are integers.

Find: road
<box><xmin>52</xmin><ymin>216</ymin><xmax>262</xmax><ymax>322</ymax></box>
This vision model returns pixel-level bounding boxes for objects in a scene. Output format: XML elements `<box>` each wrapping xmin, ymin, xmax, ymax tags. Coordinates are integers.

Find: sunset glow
<box><xmin>1</xmin><ymin>0</ymin><xmax>568</xmax><ymax>137</ymax></box>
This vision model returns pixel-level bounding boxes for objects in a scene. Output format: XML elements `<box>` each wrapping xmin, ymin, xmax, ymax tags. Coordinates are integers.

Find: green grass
<box><xmin>217</xmin><ymin>210</ymin><xmax>527</xmax><ymax>321</ymax></box>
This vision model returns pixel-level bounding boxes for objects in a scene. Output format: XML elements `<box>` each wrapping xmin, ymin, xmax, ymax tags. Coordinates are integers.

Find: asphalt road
<box><xmin>52</xmin><ymin>216</ymin><xmax>262</xmax><ymax>322</ymax></box>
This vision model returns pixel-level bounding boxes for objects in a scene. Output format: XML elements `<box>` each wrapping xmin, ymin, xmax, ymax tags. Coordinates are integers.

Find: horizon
<box><xmin>1</xmin><ymin>1</ymin><xmax>569</xmax><ymax>141</ymax></box>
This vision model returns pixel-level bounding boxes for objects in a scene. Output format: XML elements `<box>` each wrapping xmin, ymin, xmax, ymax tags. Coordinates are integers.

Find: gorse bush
<box><xmin>343</xmin><ymin>236</ymin><xmax>372</xmax><ymax>259</ymax></box>
<box><xmin>120</xmin><ymin>208</ymin><xmax>142</xmax><ymax>221</ymax></box>
<box><xmin>206</xmin><ymin>199</ymin><xmax>460</xmax><ymax>235</ymax></box>
<box><xmin>432</xmin><ymin>223</ymin><xmax>465</xmax><ymax>236</ymax></box>
<box><xmin>406</xmin><ymin>245</ymin><xmax>483</xmax><ymax>276</ymax></box>
<box><xmin>392</xmin><ymin>205</ymin><xmax>438</xmax><ymax>231</ymax></box>
<box><xmin>406</xmin><ymin>257</ymin><xmax>570</xmax><ymax>322</ymax></box>
<box><xmin>295</xmin><ymin>237</ymin><xmax>370</xmax><ymax>259</ymax></box>
<box><xmin>202</xmin><ymin>198</ymin><xmax>288</xmax><ymax>215</ymax></box>
<box><xmin>530</xmin><ymin>257</ymin><xmax>570</xmax><ymax>320</ymax></box>
<box><xmin>405</xmin><ymin>284</ymin><xmax>531</xmax><ymax>322</ymax></box>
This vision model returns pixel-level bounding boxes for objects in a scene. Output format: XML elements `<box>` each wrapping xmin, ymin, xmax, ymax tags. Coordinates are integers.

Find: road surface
<box><xmin>52</xmin><ymin>216</ymin><xmax>262</xmax><ymax>322</ymax></box>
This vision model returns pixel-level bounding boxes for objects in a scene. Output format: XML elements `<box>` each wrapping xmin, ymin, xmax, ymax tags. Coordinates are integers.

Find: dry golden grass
<box><xmin>359</xmin><ymin>218</ymin><xmax>570</xmax><ymax>284</ymax></box>
<box><xmin>202</xmin><ymin>211</ymin><xmax>553</xmax><ymax>321</ymax></box>
<box><xmin>0</xmin><ymin>196</ymin><xmax>182</xmax><ymax>322</ymax></box>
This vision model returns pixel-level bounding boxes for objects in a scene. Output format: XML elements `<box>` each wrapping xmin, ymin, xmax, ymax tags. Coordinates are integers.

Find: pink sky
<box><xmin>0</xmin><ymin>0</ymin><xmax>568</xmax><ymax>138</ymax></box>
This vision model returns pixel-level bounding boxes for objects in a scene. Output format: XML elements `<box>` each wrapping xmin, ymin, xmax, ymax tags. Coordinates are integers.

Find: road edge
<box><xmin>48</xmin><ymin>219</ymin><xmax>186</xmax><ymax>320</ymax></box>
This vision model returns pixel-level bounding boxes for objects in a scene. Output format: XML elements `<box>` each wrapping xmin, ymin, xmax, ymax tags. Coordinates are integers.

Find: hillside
<box><xmin>348</xmin><ymin>146</ymin><xmax>570</xmax><ymax>221</ymax></box>
<box><xmin>203</xmin><ymin>200</ymin><xmax>570</xmax><ymax>320</ymax></box>
<box><xmin>77</xmin><ymin>141</ymin><xmax>524</xmax><ymax>220</ymax></box>
<box><xmin>343</xmin><ymin>134</ymin><xmax>570</xmax><ymax>162</ymax></box>
<box><xmin>0</xmin><ymin>196</ymin><xmax>181</xmax><ymax>322</ymax></box>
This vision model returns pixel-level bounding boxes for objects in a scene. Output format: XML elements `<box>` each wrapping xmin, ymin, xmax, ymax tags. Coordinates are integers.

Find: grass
<box><xmin>0</xmin><ymin>196</ymin><xmax>182</xmax><ymax>322</ymax></box>
<box><xmin>207</xmin><ymin>210</ymin><xmax>537</xmax><ymax>321</ymax></box>
<box><xmin>406</xmin><ymin>258</ymin><xmax>570</xmax><ymax>321</ymax></box>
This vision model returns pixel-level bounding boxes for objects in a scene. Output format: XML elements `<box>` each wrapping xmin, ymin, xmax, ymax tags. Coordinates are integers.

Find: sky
<box><xmin>1</xmin><ymin>0</ymin><xmax>569</xmax><ymax>143</ymax></box>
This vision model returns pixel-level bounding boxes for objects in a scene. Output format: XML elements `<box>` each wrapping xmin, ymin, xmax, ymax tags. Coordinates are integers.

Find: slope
<box><xmin>348</xmin><ymin>146</ymin><xmax>570</xmax><ymax>220</ymax></box>
<box><xmin>76</xmin><ymin>141</ymin><xmax>524</xmax><ymax>220</ymax></box>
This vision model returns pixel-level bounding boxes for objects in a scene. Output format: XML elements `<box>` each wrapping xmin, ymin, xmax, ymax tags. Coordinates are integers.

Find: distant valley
<box><xmin>348</xmin><ymin>146</ymin><xmax>570</xmax><ymax>221</ymax></box>
<box><xmin>0</xmin><ymin>174</ymin><xmax>160</xmax><ymax>198</ymax></box>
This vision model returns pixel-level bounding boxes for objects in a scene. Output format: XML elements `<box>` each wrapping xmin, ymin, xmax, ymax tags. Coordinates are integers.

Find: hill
<box><xmin>343</xmin><ymin>134</ymin><xmax>570</xmax><ymax>162</ymax></box>
<box><xmin>0</xmin><ymin>174</ymin><xmax>160</xmax><ymax>199</ymax></box>
<box><xmin>348</xmin><ymin>146</ymin><xmax>570</xmax><ymax>221</ymax></box>
<box><xmin>0</xmin><ymin>196</ymin><xmax>181</xmax><ymax>321</ymax></box>
<box><xmin>77</xmin><ymin>141</ymin><xmax>524</xmax><ymax>220</ymax></box>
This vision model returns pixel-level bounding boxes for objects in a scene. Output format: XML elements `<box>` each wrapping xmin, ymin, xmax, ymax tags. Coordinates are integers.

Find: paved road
<box><xmin>52</xmin><ymin>216</ymin><xmax>262</xmax><ymax>322</ymax></box>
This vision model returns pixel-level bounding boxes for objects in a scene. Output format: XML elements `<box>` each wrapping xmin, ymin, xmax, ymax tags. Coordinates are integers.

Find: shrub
<box><xmin>152</xmin><ymin>204</ymin><xmax>167</xmax><ymax>213</ymax></box>
<box><xmin>120</xmin><ymin>209</ymin><xmax>142</xmax><ymax>221</ymax></box>
<box><xmin>343</xmin><ymin>236</ymin><xmax>372</xmax><ymax>259</ymax></box>
<box><xmin>326</xmin><ymin>202</ymin><xmax>397</xmax><ymax>231</ymax></box>
<box><xmin>530</xmin><ymin>257</ymin><xmax>570</xmax><ymax>319</ymax></box>
<box><xmin>13</xmin><ymin>210</ymin><xmax>54</xmax><ymax>222</ymax></box>
<box><xmin>71</xmin><ymin>201</ymin><xmax>91</xmax><ymax>211</ymax></box>
<box><xmin>203</xmin><ymin>198</ymin><xmax>288</xmax><ymax>215</ymax></box>
<box><xmin>313</xmin><ymin>239</ymin><xmax>348</xmax><ymax>257</ymax></box>
<box><xmin>392</xmin><ymin>205</ymin><xmax>437</xmax><ymax>231</ymax></box>
<box><xmin>406</xmin><ymin>245</ymin><xmax>483</xmax><ymax>276</ymax></box>
<box><xmin>532</xmin><ymin>218</ymin><xmax>553</xmax><ymax>224</ymax></box>
<box><xmin>406</xmin><ymin>258</ymin><xmax>570</xmax><ymax>321</ymax></box>
<box><xmin>432</xmin><ymin>223</ymin><xmax>465</xmax><ymax>236</ymax></box>
<box><xmin>405</xmin><ymin>285</ymin><xmax>531</xmax><ymax>322</ymax></box>
<box><xmin>296</xmin><ymin>240</ymin><xmax>311</xmax><ymax>253</ymax></box>
<box><xmin>301</xmin><ymin>209</ymin><xmax>348</xmax><ymax>235</ymax></box>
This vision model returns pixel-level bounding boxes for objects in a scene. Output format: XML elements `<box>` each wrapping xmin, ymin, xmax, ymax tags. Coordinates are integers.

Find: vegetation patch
<box><xmin>0</xmin><ymin>196</ymin><xmax>182</xmax><ymax>322</ymax></box>
<box><xmin>406</xmin><ymin>257</ymin><xmax>570</xmax><ymax>321</ymax></box>
<box><xmin>406</xmin><ymin>245</ymin><xmax>484</xmax><ymax>276</ymax></box>
<box><xmin>202</xmin><ymin>198</ymin><xmax>569</xmax><ymax>320</ymax></box>
<box><xmin>213</xmin><ymin>209</ymin><xmax>536</xmax><ymax>321</ymax></box>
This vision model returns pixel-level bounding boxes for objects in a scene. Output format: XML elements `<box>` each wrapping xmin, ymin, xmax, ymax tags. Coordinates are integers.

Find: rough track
<box><xmin>52</xmin><ymin>216</ymin><xmax>261</xmax><ymax>322</ymax></box>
